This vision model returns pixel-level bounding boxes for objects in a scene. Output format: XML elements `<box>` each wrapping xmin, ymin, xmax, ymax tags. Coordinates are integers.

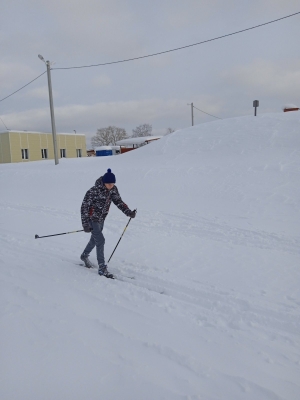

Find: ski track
<box><xmin>1</xmin><ymin>201</ymin><xmax>299</xmax><ymax>255</ymax></box>
<box><xmin>1</xmin><ymin>201</ymin><xmax>299</xmax><ymax>341</ymax></box>
<box><xmin>1</xmin><ymin>222</ymin><xmax>299</xmax><ymax>351</ymax></box>
<box><xmin>114</xmin><ymin>264</ymin><xmax>300</xmax><ymax>341</ymax></box>
<box><xmin>2</xmin><ymin>248</ymin><xmax>299</xmax><ymax>399</ymax></box>
<box><xmin>0</xmin><ymin>202</ymin><xmax>76</xmax><ymax>221</ymax></box>
<box><xmin>128</xmin><ymin>212</ymin><xmax>300</xmax><ymax>255</ymax></box>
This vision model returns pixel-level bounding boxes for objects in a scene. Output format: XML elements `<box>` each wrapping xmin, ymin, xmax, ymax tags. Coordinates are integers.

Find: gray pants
<box><xmin>83</xmin><ymin>221</ymin><xmax>105</xmax><ymax>266</ymax></box>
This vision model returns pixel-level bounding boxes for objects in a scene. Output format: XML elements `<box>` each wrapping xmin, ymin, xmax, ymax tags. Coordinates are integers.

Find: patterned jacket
<box><xmin>81</xmin><ymin>177</ymin><xmax>131</xmax><ymax>226</ymax></box>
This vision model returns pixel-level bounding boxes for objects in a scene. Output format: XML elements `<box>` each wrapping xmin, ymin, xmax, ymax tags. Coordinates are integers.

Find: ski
<box><xmin>77</xmin><ymin>262</ymin><xmax>96</xmax><ymax>269</ymax></box>
<box><xmin>101</xmin><ymin>274</ymin><xmax>115</xmax><ymax>280</ymax></box>
<box><xmin>115</xmin><ymin>275</ymin><xmax>135</xmax><ymax>281</ymax></box>
<box><xmin>76</xmin><ymin>262</ymin><xmax>134</xmax><ymax>280</ymax></box>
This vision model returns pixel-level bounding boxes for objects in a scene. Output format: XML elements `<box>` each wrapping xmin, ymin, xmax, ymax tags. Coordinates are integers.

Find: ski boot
<box><xmin>98</xmin><ymin>264</ymin><xmax>114</xmax><ymax>279</ymax></box>
<box><xmin>80</xmin><ymin>253</ymin><xmax>94</xmax><ymax>268</ymax></box>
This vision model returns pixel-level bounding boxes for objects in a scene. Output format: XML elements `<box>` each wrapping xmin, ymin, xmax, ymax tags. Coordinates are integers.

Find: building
<box><xmin>87</xmin><ymin>149</ymin><xmax>96</xmax><ymax>157</ymax></box>
<box><xmin>0</xmin><ymin>130</ymin><xmax>87</xmax><ymax>164</ymax></box>
<box><xmin>95</xmin><ymin>146</ymin><xmax>121</xmax><ymax>157</ymax></box>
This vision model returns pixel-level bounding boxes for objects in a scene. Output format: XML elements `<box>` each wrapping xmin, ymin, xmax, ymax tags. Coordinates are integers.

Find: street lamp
<box><xmin>38</xmin><ymin>54</ymin><xmax>59</xmax><ymax>165</ymax></box>
<box><xmin>253</xmin><ymin>100</ymin><xmax>259</xmax><ymax>116</ymax></box>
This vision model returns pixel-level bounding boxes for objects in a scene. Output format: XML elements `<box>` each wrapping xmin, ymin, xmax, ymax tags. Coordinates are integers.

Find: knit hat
<box><xmin>102</xmin><ymin>168</ymin><xmax>116</xmax><ymax>184</ymax></box>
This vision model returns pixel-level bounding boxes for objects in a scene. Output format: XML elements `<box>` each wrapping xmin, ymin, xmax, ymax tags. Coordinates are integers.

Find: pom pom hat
<box><xmin>102</xmin><ymin>169</ymin><xmax>116</xmax><ymax>184</ymax></box>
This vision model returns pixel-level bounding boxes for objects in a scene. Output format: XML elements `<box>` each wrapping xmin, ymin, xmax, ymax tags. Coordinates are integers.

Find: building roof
<box><xmin>116</xmin><ymin>136</ymin><xmax>162</xmax><ymax>146</ymax></box>
<box><xmin>0</xmin><ymin>130</ymin><xmax>85</xmax><ymax>136</ymax></box>
<box><xmin>282</xmin><ymin>104</ymin><xmax>299</xmax><ymax>111</ymax></box>
<box><xmin>95</xmin><ymin>146</ymin><xmax>113</xmax><ymax>150</ymax></box>
<box><xmin>95</xmin><ymin>146</ymin><xmax>120</xmax><ymax>150</ymax></box>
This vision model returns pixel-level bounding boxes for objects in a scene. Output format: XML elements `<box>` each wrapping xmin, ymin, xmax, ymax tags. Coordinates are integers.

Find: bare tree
<box><xmin>91</xmin><ymin>126</ymin><xmax>128</xmax><ymax>147</ymax></box>
<box><xmin>166</xmin><ymin>127</ymin><xmax>175</xmax><ymax>135</ymax></box>
<box><xmin>132</xmin><ymin>123</ymin><xmax>152</xmax><ymax>137</ymax></box>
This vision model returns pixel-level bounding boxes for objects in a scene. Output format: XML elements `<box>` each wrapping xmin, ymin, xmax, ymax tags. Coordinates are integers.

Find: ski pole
<box><xmin>35</xmin><ymin>229</ymin><xmax>84</xmax><ymax>239</ymax></box>
<box><xmin>107</xmin><ymin>209</ymin><xmax>136</xmax><ymax>264</ymax></box>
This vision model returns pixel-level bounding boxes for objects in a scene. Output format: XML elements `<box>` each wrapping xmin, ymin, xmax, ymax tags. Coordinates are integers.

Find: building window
<box><xmin>76</xmin><ymin>149</ymin><xmax>82</xmax><ymax>158</ymax></box>
<box><xmin>60</xmin><ymin>149</ymin><xmax>66</xmax><ymax>158</ymax></box>
<box><xmin>41</xmin><ymin>149</ymin><xmax>48</xmax><ymax>159</ymax></box>
<box><xmin>21</xmin><ymin>149</ymin><xmax>29</xmax><ymax>160</ymax></box>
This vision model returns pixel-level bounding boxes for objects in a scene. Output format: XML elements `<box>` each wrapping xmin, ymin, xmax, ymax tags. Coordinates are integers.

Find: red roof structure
<box><xmin>283</xmin><ymin>104</ymin><xmax>299</xmax><ymax>112</ymax></box>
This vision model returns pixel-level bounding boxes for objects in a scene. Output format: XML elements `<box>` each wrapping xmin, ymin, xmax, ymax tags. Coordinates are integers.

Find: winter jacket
<box><xmin>81</xmin><ymin>177</ymin><xmax>131</xmax><ymax>227</ymax></box>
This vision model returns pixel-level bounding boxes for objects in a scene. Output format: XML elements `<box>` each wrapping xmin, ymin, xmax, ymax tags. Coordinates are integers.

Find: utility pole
<box><xmin>187</xmin><ymin>103</ymin><xmax>194</xmax><ymax>126</ymax></box>
<box><xmin>38</xmin><ymin>54</ymin><xmax>59</xmax><ymax>165</ymax></box>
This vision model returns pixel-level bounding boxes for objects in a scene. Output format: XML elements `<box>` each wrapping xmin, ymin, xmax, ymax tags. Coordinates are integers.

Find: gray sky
<box><xmin>1</xmin><ymin>0</ymin><xmax>300</xmax><ymax>146</ymax></box>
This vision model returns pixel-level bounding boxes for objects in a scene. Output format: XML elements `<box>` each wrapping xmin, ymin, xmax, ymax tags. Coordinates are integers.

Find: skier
<box><xmin>80</xmin><ymin>168</ymin><xmax>136</xmax><ymax>278</ymax></box>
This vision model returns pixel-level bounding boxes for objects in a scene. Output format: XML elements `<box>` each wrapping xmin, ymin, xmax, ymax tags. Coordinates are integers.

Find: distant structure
<box><xmin>95</xmin><ymin>146</ymin><xmax>121</xmax><ymax>157</ymax></box>
<box><xmin>283</xmin><ymin>104</ymin><xmax>299</xmax><ymax>112</ymax></box>
<box><xmin>87</xmin><ymin>149</ymin><xmax>96</xmax><ymax>157</ymax></box>
<box><xmin>0</xmin><ymin>130</ymin><xmax>87</xmax><ymax>164</ymax></box>
<box><xmin>116</xmin><ymin>136</ymin><xmax>162</xmax><ymax>154</ymax></box>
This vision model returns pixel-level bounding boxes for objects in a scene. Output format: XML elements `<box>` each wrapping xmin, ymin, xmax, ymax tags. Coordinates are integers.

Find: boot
<box><xmin>98</xmin><ymin>264</ymin><xmax>114</xmax><ymax>279</ymax></box>
<box><xmin>80</xmin><ymin>253</ymin><xmax>94</xmax><ymax>268</ymax></box>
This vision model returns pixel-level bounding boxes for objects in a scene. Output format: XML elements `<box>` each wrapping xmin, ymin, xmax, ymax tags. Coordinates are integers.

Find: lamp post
<box><xmin>38</xmin><ymin>54</ymin><xmax>59</xmax><ymax>165</ymax></box>
<box><xmin>253</xmin><ymin>100</ymin><xmax>259</xmax><ymax>116</ymax></box>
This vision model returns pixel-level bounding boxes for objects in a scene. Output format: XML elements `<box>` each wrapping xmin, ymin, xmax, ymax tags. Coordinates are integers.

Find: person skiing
<box><xmin>80</xmin><ymin>168</ymin><xmax>136</xmax><ymax>278</ymax></box>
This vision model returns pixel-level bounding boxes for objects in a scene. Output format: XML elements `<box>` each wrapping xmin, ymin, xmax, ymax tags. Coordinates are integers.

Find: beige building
<box><xmin>0</xmin><ymin>130</ymin><xmax>87</xmax><ymax>164</ymax></box>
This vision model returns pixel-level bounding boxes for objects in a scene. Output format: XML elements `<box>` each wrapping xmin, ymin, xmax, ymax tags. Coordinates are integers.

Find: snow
<box><xmin>0</xmin><ymin>112</ymin><xmax>299</xmax><ymax>400</ymax></box>
<box><xmin>95</xmin><ymin>146</ymin><xmax>114</xmax><ymax>150</ymax></box>
<box><xmin>116</xmin><ymin>135</ymin><xmax>162</xmax><ymax>145</ymax></box>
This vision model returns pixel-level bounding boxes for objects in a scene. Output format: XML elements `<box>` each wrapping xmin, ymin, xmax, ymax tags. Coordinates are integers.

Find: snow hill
<box><xmin>1</xmin><ymin>112</ymin><xmax>299</xmax><ymax>400</ymax></box>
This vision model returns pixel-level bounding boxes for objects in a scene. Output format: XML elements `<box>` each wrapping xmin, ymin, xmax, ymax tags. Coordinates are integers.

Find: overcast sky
<box><xmin>1</xmin><ymin>0</ymin><xmax>300</xmax><ymax>146</ymax></box>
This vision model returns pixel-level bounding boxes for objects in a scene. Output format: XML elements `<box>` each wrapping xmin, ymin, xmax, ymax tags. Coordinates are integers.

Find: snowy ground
<box><xmin>1</xmin><ymin>112</ymin><xmax>300</xmax><ymax>400</ymax></box>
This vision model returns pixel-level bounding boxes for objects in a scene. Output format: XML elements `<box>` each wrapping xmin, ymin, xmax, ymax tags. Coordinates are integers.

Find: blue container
<box><xmin>96</xmin><ymin>149</ymin><xmax>113</xmax><ymax>157</ymax></box>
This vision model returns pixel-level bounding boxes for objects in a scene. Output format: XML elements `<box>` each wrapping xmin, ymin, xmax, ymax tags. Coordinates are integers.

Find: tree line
<box><xmin>91</xmin><ymin>124</ymin><xmax>175</xmax><ymax>147</ymax></box>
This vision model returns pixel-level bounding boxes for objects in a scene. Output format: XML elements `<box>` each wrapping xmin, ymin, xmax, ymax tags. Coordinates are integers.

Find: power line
<box><xmin>0</xmin><ymin>71</ymin><xmax>46</xmax><ymax>103</ymax></box>
<box><xmin>0</xmin><ymin>116</ymin><xmax>9</xmax><ymax>130</ymax></box>
<box><xmin>0</xmin><ymin>11</ymin><xmax>299</xmax><ymax>104</ymax></box>
<box><xmin>193</xmin><ymin>105</ymin><xmax>222</xmax><ymax>120</ymax></box>
<box><xmin>52</xmin><ymin>11</ymin><xmax>300</xmax><ymax>70</ymax></box>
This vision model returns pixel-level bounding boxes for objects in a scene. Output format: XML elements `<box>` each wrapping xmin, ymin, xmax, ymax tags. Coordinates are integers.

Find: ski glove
<box><xmin>128</xmin><ymin>210</ymin><xmax>137</xmax><ymax>219</ymax></box>
<box><xmin>83</xmin><ymin>225</ymin><xmax>92</xmax><ymax>233</ymax></box>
